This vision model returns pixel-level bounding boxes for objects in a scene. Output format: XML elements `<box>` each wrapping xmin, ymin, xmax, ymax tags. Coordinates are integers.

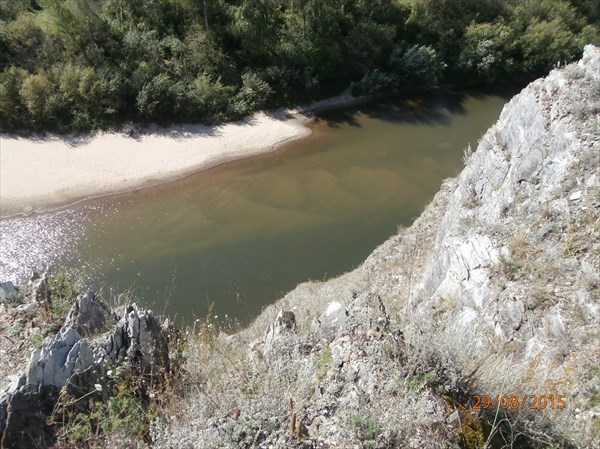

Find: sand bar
<box><xmin>0</xmin><ymin>111</ymin><xmax>313</xmax><ymax>218</ymax></box>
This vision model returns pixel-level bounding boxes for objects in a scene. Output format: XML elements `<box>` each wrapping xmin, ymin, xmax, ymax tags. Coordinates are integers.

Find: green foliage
<box><xmin>0</xmin><ymin>0</ymin><xmax>597</xmax><ymax>133</ymax></box>
<box><xmin>232</xmin><ymin>72</ymin><xmax>273</xmax><ymax>116</ymax></box>
<box><xmin>5</xmin><ymin>12</ymin><xmax>47</xmax><ymax>71</ymax></box>
<box><xmin>48</xmin><ymin>271</ymin><xmax>79</xmax><ymax>319</ymax></box>
<box><xmin>184</xmin><ymin>73</ymin><xmax>233</xmax><ymax>122</ymax></box>
<box><xmin>405</xmin><ymin>369</ymin><xmax>437</xmax><ymax>391</ymax></box>
<box><xmin>349</xmin><ymin>415</ymin><xmax>380</xmax><ymax>445</ymax></box>
<box><xmin>315</xmin><ymin>345</ymin><xmax>332</xmax><ymax>374</ymax></box>
<box><xmin>19</xmin><ymin>70</ymin><xmax>59</xmax><ymax>127</ymax></box>
<box><xmin>137</xmin><ymin>73</ymin><xmax>175</xmax><ymax>120</ymax></box>
<box><xmin>512</xmin><ymin>0</ymin><xmax>597</xmax><ymax>72</ymax></box>
<box><xmin>57</xmin><ymin>367</ymin><xmax>158</xmax><ymax>447</ymax></box>
<box><xmin>0</xmin><ymin>65</ymin><xmax>28</xmax><ymax>130</ymax></box>
<box><xmin>390</xmin><ymin>44</ymin><xmax>446</xmax><ymax>86</ymax></box>
<box><xmin>458</xmin><ymin>21</ymin><xmax>516</xmax><ymax>82</ymax></box>
<box><xmin>345</xmin><ymin>22</ymin><xmax>396</xmax><ymax>78</ymax></box>
<box><xmin>353</xmin><ymin>69</ymin><xmax>397</xmax><ymax>95</ymax></box>
<box><xmin>230</xmin><ymin>0</ymin><xmax>284</xmax><ymax>63</ymax></box>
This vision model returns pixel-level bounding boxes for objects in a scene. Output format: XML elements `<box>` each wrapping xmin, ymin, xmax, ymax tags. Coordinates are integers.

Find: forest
<box><xmin>0</xmin><ymin>0</ymin><xmax>598</xmax><ymax>133</ymax></box>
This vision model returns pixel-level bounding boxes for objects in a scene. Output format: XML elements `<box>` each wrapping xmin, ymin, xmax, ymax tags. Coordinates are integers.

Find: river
<box><xmin>0</xmin><ymin>88</ymin><xmax>516</xmax><ymax>324</ymax></box>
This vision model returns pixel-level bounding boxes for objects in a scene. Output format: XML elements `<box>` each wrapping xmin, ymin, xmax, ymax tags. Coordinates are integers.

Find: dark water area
<box><xmin>0</xmin><ymin>88</ymin><xmax>517</xmax><ymax>324</ymax></box>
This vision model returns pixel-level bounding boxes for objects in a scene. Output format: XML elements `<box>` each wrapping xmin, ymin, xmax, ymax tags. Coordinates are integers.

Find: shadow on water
<box><xmin>1</xmin><ymin>87</ymin><xmax>518</xmax><ymax>325</ymax></box>
<box><xmin>314</xmin><ymin>85</ymin><xmax>522</xmax><ymax>129</ymax></box>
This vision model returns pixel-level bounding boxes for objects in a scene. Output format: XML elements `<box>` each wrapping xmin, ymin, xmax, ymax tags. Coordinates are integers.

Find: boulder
<box><xmin>0</xmin><ymin>385</ymin><xmax>60</xmax><ymax>449</ymax></box>
<box><xmin>316</xmin><ymin>301</ymin><xmax>348</xmax><ymax>341</ymax></box>
<box><xmin>263</xmin><ymin>309</ymin><xmax>297</xmax><ymax>355</ymax></box>
<box><xmin>65</xmin><ymin>290</ymin><xmax>116</xmax><ymax>337</ymax></box>
<box><xmin>27</xmin><ymin>327</ymin><xmax>95</xmax><ymax>388</ymax></box>
<box><xmin>106</xmin><ymin>304</ymin><xmax>170</xmax><ymax>377</ymax></box>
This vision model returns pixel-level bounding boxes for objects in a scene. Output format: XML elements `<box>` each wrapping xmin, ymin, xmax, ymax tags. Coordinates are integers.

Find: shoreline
<box><xmin>0</xmin><ymin>110</ymin><xmax>313</xmax><ymax>219</ymax></box>
<box><xmin>0</xmin><ymin>91</ymin><xmax>378</xmax><ymax>220</ymax></box>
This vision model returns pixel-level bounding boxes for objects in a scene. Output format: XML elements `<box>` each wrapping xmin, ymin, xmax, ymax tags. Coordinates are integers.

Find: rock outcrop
<box><xmin>2</xmin><ymin>46</ymin><xmax>598</xmax><ymax>449</ymax></box>
<box><xmin>151</xmin><ymin>46</ymin><xmax>600</xmax><ymax>448</ymax></box>
<box><xmin>0</xmin><ymin>292</ymin><xmax>171</xmax><ymax>449</ymax></box>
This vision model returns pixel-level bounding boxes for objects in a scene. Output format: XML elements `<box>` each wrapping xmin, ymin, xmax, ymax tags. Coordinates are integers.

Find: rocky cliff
<box><xmin>150</xmin><ymin>46</ymin><xmax>600</xmax><ymax>448</ymax></box>
<box><xmin>1</xmin><ymin>46</ymin><xmax>599</xmax><ymax>449</ymax></box>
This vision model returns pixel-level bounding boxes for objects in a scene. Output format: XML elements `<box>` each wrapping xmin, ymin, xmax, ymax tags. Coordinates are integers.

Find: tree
<box><xmin>0</xmin><ymin>66</ymin><xmax>28</xmax><ymax>130</ymax></box>
<box><xmin>232</xmin><ymin>72</ymin><xmax>273</xmax><ymax>116</ymax></box>
<box><xmin>344</xmin><ymin>22</ymin><xmax>396</xmax><ymax>79</ymax></box>
<box><xmin>5</xmin><ymin>12</ymin><xmax>47</xmax><ymax>71</ymax></box>
<box><xmin>229</xmin><ymin>0</ymin><xmax>285</xmax><ymax>64</ymax></box>
<box><xmin>136</xmin><ymin>74</ymin><xmax>175</xmax><ymax>120</ymax></box>
<box><xmin>458</xmin><ymin>21</ymin><xmax>516</xmax><ymax>82</ymax></box>
<box><xmin>519</xmin><ymin>19</ymin><xmax>580</xmax><ymax>72</ymax></box>
<box><xmin>19</xmin><ymin>70</ymin><xmax>59</xmax><ymax>127</ymax></box>
<box><xmin>390</xmin><ymin>45</ymin><xmax>446</xmax><ymax>86</ymax></box>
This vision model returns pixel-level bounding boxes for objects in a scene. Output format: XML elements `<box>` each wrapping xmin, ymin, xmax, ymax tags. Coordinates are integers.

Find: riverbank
<box><xmin>0</xmin><ymin>88</ymin><xmax>385</xmax><ymax>219</ymax></box>
<box><xmin>0</xmin><ymin>110</ymin><xmax>312</xmax><ymax>218</ymax></box>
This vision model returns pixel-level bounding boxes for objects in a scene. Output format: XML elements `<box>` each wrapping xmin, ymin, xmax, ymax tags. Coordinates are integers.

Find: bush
<box><xmin>389</xmin><ymin>45</ymin><xmax>446</xmax><ymax>86</ymax></box>
<box><xmin>352</xmin><ymin>69</ymin><xmax>396</xmax><ymax>95</ymax></box>
<box><xmin>5</xmin><ymin>12</ymin><xmax>46</xmax><ymax>71</ymax></box>
<box><xmin>231</xmin><ymin>72</ymin><xmax>273</xmax><ymax>116</ymax></box>
<box><xmin>0</xmin><ymin>65</ymin><xmax>28</xmax><ymax>130</ymax></box>
<box><xmin>458</xmin><ymin>21</ymin><xmax>517</xmax><ymax>82</ymax></box>
<box><xmin>181</xmin><ymin>74</ymin><xmax>233</xmax><ymax>122</ymax></box>
<box><xmin>19</xmin><ymin>70</ymin><xmax>59</xmax><ymax>128</ymax></box>
<box><xmin>55</xmin><ymin>366</ymin><xmax>158</xmax><ymax>448</ymax></box>
<box><xmin>136</xmin><ymin>74</ymin><xmax>176</xmax><ymax>120</ymax></box>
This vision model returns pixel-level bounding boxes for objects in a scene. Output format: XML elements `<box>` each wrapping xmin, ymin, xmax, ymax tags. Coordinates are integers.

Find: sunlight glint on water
<box><xmin>0</xmin><ymin>90</ymin><xmax>513</xmax><ymax>323</ymax></box>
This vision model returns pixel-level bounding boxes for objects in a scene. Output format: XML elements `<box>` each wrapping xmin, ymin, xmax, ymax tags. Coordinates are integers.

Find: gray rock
<box><xmin>65</xmin><ymin>291</ymin><xmax>116</xmax><ymax>337</ymax></box>
<box><xmin>30</xmin><ymin>272</ymin><xmax>49</xmax><ymax>302</ymax></box>
<box><xmin>106</xmin><ymin>303</ymin><xmax>170</xmax><ymax>376</ymax></box>
<box><xmin>264</xmin><ymin>309</ymin><xmax>297</xmax><ymax>355</ymax></box>
<box><xmin>0</xmin><ymin>296</ymin><xmax>172</xmax><ymax>447</ymax></box>
<box><xmin>316</xmin><ymin>302</ymin><xmax>348</xmax><ymax>341</ymax></box>
<box><xmin>569</xmin><ymin>190</ymin><xmax>582</xmax><ymax>201</ymax></box>
<box><xmin>27</xmin><ymin>327</ymin><xmax>94</xmax><ymax>388</ymax></box>
<box><xmin>0</xmin><ymin>385</ymin><xmax>60</xmax><ymax>449</ymax></box>
<box><xmin>15</xmin><ymin>302</ymin><xmax>36</xmax><ymax>317</ymax></box>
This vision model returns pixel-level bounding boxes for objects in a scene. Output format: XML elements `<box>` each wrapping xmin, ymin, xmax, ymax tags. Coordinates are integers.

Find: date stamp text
<box><xmin>472</xmin><ymin>395</ymin><xmax>567</xmax><ymax>410</ymax></box>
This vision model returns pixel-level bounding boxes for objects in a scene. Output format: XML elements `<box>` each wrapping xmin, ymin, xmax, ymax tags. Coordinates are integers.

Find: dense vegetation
<box><xmin>0</xmin><ymin>0</ymin><xmax>598</xmax><ymax>133</ymax></box>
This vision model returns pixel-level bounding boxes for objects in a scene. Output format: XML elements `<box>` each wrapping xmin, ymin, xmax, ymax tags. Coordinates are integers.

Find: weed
<box><xmin>463</xmin><ymin>143</ymin><xmax>473</xmax><ymax>164</ymax></box>
<box><xmin>350</xmin><ymin>415</ymin><xmax>379</xmax><ymax>443</ymax></box>
<box><xmin>405</xmin><ymin>370</ymin><xmax>437</xmax><ymax>391</ymax></box>
<box><xmin>47</xmin><ymin>272</ymin><xmax>80</xmax><ymax>324</ymax></box>
<box><xmin>3</xmin><ymin>290</ymin><xmax>22</xmax><ymax>306</ymax></box>
<box><xmin>315</xmin><ymin>346</ymin><xmax>332</xmax><ymax>374</ymax></box>
<box><xmin>53</xmin><ymin>366</ymin><xmax>159</xmax><ymax>448</ymax></box>
<box><xmin>563</xmin><ymin>234</ymin><xmax>580</xmax><ymax>256</ymax></box>
<box><xmin>28</xmin><ymin>331</ymin><xmax>43</xmax><ymax>348</ymax></box>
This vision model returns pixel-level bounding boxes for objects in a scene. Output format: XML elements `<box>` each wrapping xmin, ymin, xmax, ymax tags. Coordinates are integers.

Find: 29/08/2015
<box><xmin>472</xmin><ymin>395</ymin><xmax>567</xmax><ymax>410</ymax></box>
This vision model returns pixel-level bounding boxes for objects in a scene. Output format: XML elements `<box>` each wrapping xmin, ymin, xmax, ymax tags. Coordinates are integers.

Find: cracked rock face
<box><xmin>0</xmin><ymin>293</ymin><xmax>171</xmax><ymax>449</ymax></box>
<box><xmin>106</xmin><ymin>304</ymin><xmax>170</xmax><ymax>376</ymax></box>
<box><xmin>152</xmin><ymin>46</ymin><xmax>600</xmax><ymax>448</ymax></box>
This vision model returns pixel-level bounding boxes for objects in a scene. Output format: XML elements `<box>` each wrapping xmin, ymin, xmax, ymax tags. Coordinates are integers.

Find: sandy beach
<box><xmin>0</xmin><ymin>111</ymin><xmax>312</xmax><ymax>218</ymax></box>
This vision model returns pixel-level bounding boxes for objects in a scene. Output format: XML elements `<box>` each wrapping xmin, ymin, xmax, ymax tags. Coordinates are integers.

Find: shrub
<box><xmin>136</xmin><ymin>74</ymin><xmax>176</xmax><ymax>120</ymax></box>
<box><xmin>389</xmin><ymin>45</ymin><xmax>446</xmax><ymax>86</ymax></box>
<box><xmin>458</xmin><ymin>21</ymin><xmax>517</xmax><ymax>82</ymax></box>
<box><xmin>231</xmin><ymin>72</ymin><xmax>273</xmax><ymax>116</ymax></box>
<box><xmin>352</xmin><ymin>69</ymin><xmax>396</xmax><ymax>95</ymax></box>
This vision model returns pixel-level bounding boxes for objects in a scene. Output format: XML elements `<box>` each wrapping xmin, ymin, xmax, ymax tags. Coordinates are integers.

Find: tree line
<box><xmin>0</xmin><ymin>0</ymin><xmax>598</xmax><ymax>133</ymax></box>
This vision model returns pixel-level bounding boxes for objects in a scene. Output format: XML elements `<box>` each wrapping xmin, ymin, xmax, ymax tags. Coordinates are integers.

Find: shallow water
<box><xmin>0</xmin><ymin>89</ymin><xmax>515</xmax><ymax>323</ymax></box>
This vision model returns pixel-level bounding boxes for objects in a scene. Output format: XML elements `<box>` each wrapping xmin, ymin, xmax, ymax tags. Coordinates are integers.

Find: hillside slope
<box><xmin>149</xmin><ymin>46</ymin><xmax>599</xmax><ymax>448</ymax></box>
<box><xmin>3</xmin><ymin>45</ymin><xmax>596</xmax><ymax>448</ymax></box>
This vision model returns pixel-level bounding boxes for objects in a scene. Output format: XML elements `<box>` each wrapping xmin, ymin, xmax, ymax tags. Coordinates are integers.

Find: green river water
<box><xmin>0</xmin><ymin>89</ymin><xmax>515</xmax><ymax>324</ymax></box>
